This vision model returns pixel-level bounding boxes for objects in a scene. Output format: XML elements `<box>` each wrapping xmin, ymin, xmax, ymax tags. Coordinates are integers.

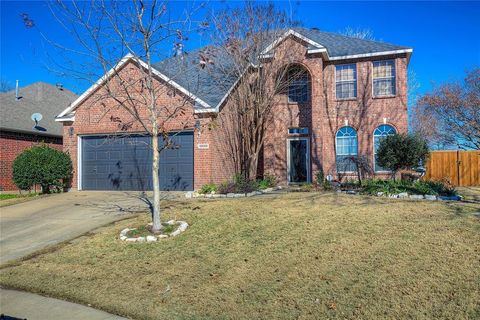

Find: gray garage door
<box><xmin>81</xmin><ymin>133</ymin><xmax>193</xmax><ymax>191</ymax></box>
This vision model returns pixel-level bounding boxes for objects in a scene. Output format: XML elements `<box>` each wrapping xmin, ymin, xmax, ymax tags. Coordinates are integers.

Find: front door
<box><xmin>288</xmin><ymin>138</ymin><xmax>310</xmax><ymax>183</ymax></box>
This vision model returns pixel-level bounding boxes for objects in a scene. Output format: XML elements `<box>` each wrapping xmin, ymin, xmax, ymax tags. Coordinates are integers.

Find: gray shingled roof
<box><xmin>153</xmin><ymin>46</ymin><xmax>238</xmax><ymax>108</ymax></box>
<box><xmin>293</xmin><ymin>27</ymin><xmax>410</xmax><ymax>57</ymax></box>
<box><xmin>153</xmin><ymin>28</ymin><xmax>411</xmax><ymax>109</ymax></box>
<box><xmin>0</xmin><ymin>82</ymin><xmax>77</xmax><ymax>136</ymax></box>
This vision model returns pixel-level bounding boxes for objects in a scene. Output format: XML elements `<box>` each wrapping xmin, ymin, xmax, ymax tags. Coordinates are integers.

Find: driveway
<box><xmin>0</xmin><ymin>191</ymin><xmax>167</xmax><ymax>264</ymax></box>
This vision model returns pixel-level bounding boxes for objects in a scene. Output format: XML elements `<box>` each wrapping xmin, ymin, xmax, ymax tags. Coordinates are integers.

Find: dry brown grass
<box><xmin>1</xmin><ymin>192</ymin><xmax>479</xmax><ymax>319</ymax></box>
<box><xmin>458</xmin><ymin>186</ymin><xmax>480</xmax><ymax>202</ymax></box>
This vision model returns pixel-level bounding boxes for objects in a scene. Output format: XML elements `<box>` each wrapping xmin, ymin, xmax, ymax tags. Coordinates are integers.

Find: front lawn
<box><xmin>0</xmin><ymin>193</ymin><xmax>478</xmax><ymax>319</ymax></box>
<box><xmin>0</xmin><ymin>194</ymin><xmax>20</xmax><ymax>200</ymax></box>
<box><xmin>0</xmin><ymin>193</ymin><xmax>39</xmax><ymax>207</ymax></box>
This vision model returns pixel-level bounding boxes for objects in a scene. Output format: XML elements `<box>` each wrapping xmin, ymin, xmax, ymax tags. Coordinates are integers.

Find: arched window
<box><xmin>373</xmin><ymin>124</ymin><xmax>397</xmax><ymax>171</ymax></box>
<box><xmin>336</xmin><ymin>126</ymin><xmax>358</xmax><ymax>172</ymax></box>
<box><xmin>286</xmin><ymin>66</ymin><xmax>310</xmax><ymax>103</ymax></box>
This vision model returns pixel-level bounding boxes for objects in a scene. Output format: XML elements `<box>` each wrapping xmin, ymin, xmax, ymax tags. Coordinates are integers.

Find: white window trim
<box><xmin>334</xmin><ymin>63</ymin><xmax>357</xmax><ymax>100</ymax></box>
<box><xmin>372</xmin><ymin>59</ymin><xmax>397</xmax><ymax>98</ymax></box>
<box><xmin>286</xmin><ymin>137</ymin><xmax>311</xmax><ymax>183</ymax></box>
<box><xmin>373</xmin><ymin>124</ymin><xmax>396</xmax><ymax>172</ymax></box>
<box><xmin>288</xmin><ymin>127</ymin><xmax>309</xmax><ymax>135</ymax></box>
<box><xmin>77</xmin><ymin>135</ymin><xmax>82</xmax><ymax>191</ymax></box>
<box><xmin>335</xmin><ymin>127</ymin><xmax>358</xmax><ymax>173</ymax></box>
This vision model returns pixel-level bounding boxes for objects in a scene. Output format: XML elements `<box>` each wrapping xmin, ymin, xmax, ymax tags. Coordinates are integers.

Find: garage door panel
<box><xmin>81</xmin><ymin>133</ymin><xmax>193</xmax><ymax>191</ymax></box>
<box><xmin>109</xmin><ymin>151</ymin><xmax>121</xmax><ymax>159</ymax></box>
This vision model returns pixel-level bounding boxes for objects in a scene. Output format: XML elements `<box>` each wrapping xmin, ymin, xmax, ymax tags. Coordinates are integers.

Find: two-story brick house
<box><xmin>56</xmin><ymin>28</ymin><xmax>411</xmax><ymax>191</ymax></box>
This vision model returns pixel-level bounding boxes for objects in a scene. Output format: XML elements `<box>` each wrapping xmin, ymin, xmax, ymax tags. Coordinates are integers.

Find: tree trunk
<box><xmin>355</xmin><ymin>159</ymin><xmax>362</xmax><ymax>186</ymax></box>
<box><xmin>246</xmin><ymin>153</ymin><xmax>259</xmax><ymax>181</ymax></box>
<box><xmin>151</xmin><ymin>132</ymin><xmax>162</xmax><ymax>233</ymax></box>
<box><xmin>41</xmin><ymin>184</ymin><xmax>50</xmax><ymax>194</ymax></box>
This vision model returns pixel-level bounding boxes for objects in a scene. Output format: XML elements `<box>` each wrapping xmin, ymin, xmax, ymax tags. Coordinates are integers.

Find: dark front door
<box><xmin>81</xmin><ymin>133</ymin><xmax>193</xmax><ymax>191</ymax></box>
<box><xmin>288</xmin><ymin>139</ymin><xmax>309</xmax><ymax>183</ymax></box>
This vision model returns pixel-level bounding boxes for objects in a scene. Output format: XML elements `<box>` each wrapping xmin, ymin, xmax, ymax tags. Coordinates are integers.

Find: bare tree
<box><xmin>0</xmin><ymin>79</ymin><xmax>13</xmax><ymax>93</ymax></box>
<box><xmin>340</xmin><ymin>26</ymin><xmax>375</xmax><ymax>40</ymax></box>
<box><xmin>413</xmin><ymin>67</ymin><xmax>480</xmax><ymax>150</ymax></box>
<box><xmin>206</xmin><ymin>2</ymin><xmax>305</xmax><ymax>180</ymax></box>
<box><xmin>322</xmin><ymin>61</ymin><xmax>375</xmax><ymax>181</ymax></box>
<box><xmin>48</xmin><ymin>0</ymin><xmax>203</xmax><ymax>232</ymax></box>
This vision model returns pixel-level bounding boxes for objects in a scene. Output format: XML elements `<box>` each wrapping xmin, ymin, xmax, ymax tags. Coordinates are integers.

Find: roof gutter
<box><xmin>0</xmin><ymin>127</ymin><xmax>63</xmax><ymax>138</ymax></box>
<box><xmin>327</xmin><ymin>48</ymin><xmax>413</xmax><ymax>61</ymax></box>
<box><xmin>55</xmin><ymin>115</ymin><xmax>75</xmax><ymax>122</ymax></box>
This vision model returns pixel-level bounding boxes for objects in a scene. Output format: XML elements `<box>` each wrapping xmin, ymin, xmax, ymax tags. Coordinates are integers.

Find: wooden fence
<box><xmin>424</xmin><ymin>150</ymin><xmax>480</xmax><ymax>186</ymax></box>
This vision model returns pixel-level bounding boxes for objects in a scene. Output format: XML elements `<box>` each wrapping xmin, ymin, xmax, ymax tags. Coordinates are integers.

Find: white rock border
<box><xmin>186</xmin><ymin>185</ymin><xmax>462</xmax><ymax>202</ymax></box>
<box><xmin>336</xmin><ymin>189</ymin><xmax>462</xmax><ymax>201</ymax></box>
<box><xmin>120</xmin><ymin>220</ymin><xmax>189</xmax><ymax>242</ymax></box>
<box><xmin>185</xmin><ymin>186</ymin><xmax>282</xmax><ymax>199</ymax></box>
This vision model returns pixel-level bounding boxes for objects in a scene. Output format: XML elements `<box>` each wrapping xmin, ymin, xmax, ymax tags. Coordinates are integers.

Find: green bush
<box><xmin>257</xmin><ymin>174</ymin><xmax>276</xmax><ymax>190</ymax></box>
<box><xmin>13</xmin><ymin>145</ymin><xmax>72</xmax><ymax>193</ymax></box>
<box><xmin>199</xmin><ymin>183</ymin><xmax>218</xmax><ymax>194</ymax></box>
<box><xmin>216</xmin><ymin>175</ymin><xmax>258</xmax><ymax>194</ymax></box>
<box><xmin>315</xmin><ymin>169</ymin><xmax>333</xmax><ymax>191</ymax></box>
<box><xmin>413</xmin><ymin>180</ymin><xmax>457</xmax><ymax>196</ymax></box>
<box><xmin>358</xmin><ymin>178</ymin><xmax>456</xmax><ymax>196</ymax></box>
<box><xmin>315</xmin><ymin>170</ymin><xmax>325</xmax><ymax>185</ymax></box>
<box><xmin>376</xmin><ymin>134</ymin><xmax>429</xmax><ymax>178</ymax></box>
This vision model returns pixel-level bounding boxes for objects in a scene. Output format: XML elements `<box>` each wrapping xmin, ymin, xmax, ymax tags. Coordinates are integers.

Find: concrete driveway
<box><xmin>0</xmin><ymin>191</ymin><xmax>162</xmax><ymax>264</ymax></box>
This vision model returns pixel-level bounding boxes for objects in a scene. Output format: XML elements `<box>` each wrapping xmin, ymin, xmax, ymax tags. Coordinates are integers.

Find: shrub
<box><xmin>257</xmin><ymin>174</ymin><xmax>276</xmax><ymax>190</ymax></box>
<box><xmin>217</xmin><ymin>175</ymin><xmax>258</xmax><ymax>194</ymax></box>
<box><xmin>358</xmin><ymin>178</ymin><xmax>456</xmax><ymax>196</ymax></box>
<box><xmin>413</xmin><ymin>180</ymin><xmax>457</xmax><ymax>196</ymax></box>
<box><xmin>199</xmin><ymin>183</ymin><xmax>218</xmax><ymax>194</ymax></box>
<box><xmin>315</xmin><ymin>170</ymin><xmax>325</xmax><ymax>185</ymax></box>
<box><xmin>217</xmin><ymin>181</ymin><xmax>236</xmax><ymax>194</ymax></box>
<box><xmin>322</xmin><ymin>180</ymin><xmax>334</xmax><ymax>191</ymax></box>
<box><xmin>376</xmin><ymin>134</ymin><xmax>429</xmax><ymax>179</ymax></box>
<box><xmin>13</xmin><ymin>145</ymin><xmax>72</xmax><ymax>193</ymax></box>
<box><xmin>316</xmin><ymin>169</ymin><xmax>335</xmax><ymax>191</ymax></box>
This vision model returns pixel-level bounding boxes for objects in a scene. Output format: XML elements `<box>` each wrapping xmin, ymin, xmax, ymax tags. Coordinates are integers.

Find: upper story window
<box><xmin>335</xmin><ymin>64</ymin><xmax>357</xmax><ymax>99</ymax></box>
<box><xmin>287</xmin><ymin>66</ymin><xmax>310</xmax><ymax>103</ymax></box>
<box><xmin>373</xmin><ymin>60</ymin><xmax>396</xmax><ymax>97</ymax></box>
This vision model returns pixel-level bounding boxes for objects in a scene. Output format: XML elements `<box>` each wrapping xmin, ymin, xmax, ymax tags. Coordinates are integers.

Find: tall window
<box><xmin>336</xmin><ymin>126</ymin><xmax>358</xmax><ymax>172</ymax></box>
<box><xmin>373</xmin><ymin>124</ymin><xmax>396</xmax><ymax>171</ymax></box>
<box><xmin>373</xmin><ymin>60</ymin><xmax>396</xmax><ymax>96</ymax></box>
<box><xmin>287</xmin><ymin>66</ymin><xmax>310</xmax><ymax>103</ymax></box>
<box><xmin>335</xmin><ymin>64</ymin><xmax>357</xmax><ymax>99</ymax></box>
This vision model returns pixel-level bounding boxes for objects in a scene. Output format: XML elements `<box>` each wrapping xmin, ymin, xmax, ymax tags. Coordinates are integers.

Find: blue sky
<box><xmin>1</xmin><ymin>1</ymin><xmax>479</xmax><ymax>97</ymax></box>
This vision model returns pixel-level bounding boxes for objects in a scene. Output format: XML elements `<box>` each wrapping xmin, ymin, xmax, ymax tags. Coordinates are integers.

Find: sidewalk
<box><xmin>0</xmin><ymin>289</ymin><xmax>128</xmax><ymax>320</ymax></box>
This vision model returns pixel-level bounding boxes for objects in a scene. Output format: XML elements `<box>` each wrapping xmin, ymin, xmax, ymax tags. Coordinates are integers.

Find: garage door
<box><xmin>81</xmin><ymin>133</ymin><xmax>193</xmax><ymax>191</ymax></box>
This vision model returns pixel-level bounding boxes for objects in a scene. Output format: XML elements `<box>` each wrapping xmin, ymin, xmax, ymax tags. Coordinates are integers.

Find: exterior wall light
<box><xmin>194</xmin><ymin>120</ymin><xmax>201</xmax><ymax>136</ymax></box>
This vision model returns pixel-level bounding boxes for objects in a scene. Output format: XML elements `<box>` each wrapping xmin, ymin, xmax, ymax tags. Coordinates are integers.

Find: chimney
<box><xmin>15</xmin><ymin>80</ymin><xmax>19</xmax><ymax>100</ymax></box>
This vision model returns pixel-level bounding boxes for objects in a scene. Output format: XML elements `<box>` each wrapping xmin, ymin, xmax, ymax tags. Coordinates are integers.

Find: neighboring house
<box><xmin>57</xmin><ymin>28</ymin><xmax>411</xmax><ymax>191</ymax></box>
<box><xmin>0</xmin><ymin>82</ymin><xmax>77</xmax><ymax>191</ymax></box>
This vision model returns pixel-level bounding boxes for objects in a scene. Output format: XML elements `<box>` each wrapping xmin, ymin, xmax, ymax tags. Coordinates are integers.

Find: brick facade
<box><xmin>63</xmin><ymin>36</ymin><xmax>409</xmax><ymax>190</ymax></box>
<box><xmin>215</xmin><ymin>37</ymin><xmax>408</xmax><ymax>185</ymax></box>
<box><xmin>62</xmin><ymin>60</ymin><xmax>220</xmax><ymax>190</ymax></box>
<box><xmin>0</xmin><ymin>130</ymin><xmax>63</xmax><ymax>191</ymax></box>
<box><xmin>259</xmin><ymin>37</ymin><xmax>408</xmax><ymax>184</ymax></box>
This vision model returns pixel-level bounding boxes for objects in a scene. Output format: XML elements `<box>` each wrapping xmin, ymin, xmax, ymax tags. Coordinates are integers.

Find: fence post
<box><xmin>456</xmin><ymin>150</ymin><xmax>460</xmax><ymax>186</ymax></box>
